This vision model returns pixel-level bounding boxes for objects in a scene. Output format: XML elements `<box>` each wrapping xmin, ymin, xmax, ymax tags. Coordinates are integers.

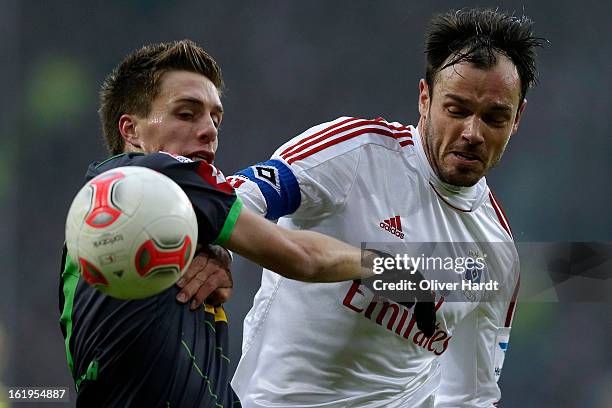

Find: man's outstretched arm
<box><xmin>225</xmin><ymin>206</ymin><xmax>373</xmax><ymax>283</ymax></box>
<box><xmin>176</xmin><ymin>204</ymin><xmax>377</xmax><ymax>307</ymax></box>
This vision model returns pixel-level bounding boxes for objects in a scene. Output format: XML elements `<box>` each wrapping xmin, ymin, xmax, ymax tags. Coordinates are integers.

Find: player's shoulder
<box><xmin>272</xmin><ymin>116</ymin><xmax>415</xmax><ymax>167</ymax></box>
<box><xmin>89</xmin><ymin>151</ymin><xmax>182</xmax><ymax>171</ymax></box>
<box><xmin>87</xmin><ymin>152</ymin><xmax>234</xmax><ymax>195</ymax></box>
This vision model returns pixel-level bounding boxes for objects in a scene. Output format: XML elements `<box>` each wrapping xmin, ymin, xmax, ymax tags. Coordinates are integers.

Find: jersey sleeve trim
<box><xmin>59</xmin><ymin>252</ymin><xmax>80</xmax><ymax>378</ymax></box>
<box><xmin>233</xmin><ymin>159</ymin><xmax>301</xmax><ymax>220</ymax></box>
<box><xmin>213</xmin><ymin>196</ymin><xmax>243</xmax><ymax>245</ymax></box>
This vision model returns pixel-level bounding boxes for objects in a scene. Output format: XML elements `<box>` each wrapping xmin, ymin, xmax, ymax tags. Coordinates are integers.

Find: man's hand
<box><xmin>175</xmin><ymin>245</ymin><xmax>233</xmax><ymax>310</ymax></box>
<box><xmin>362</xmin><ymin>249</ymin><xmax>437</xmax><ymax>337</ymax></box>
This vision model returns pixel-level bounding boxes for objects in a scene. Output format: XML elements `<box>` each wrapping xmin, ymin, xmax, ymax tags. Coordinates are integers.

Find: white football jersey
<box><xmin>229</xmin><ymin>117</ymin><xmax>519</xmax><ymax>407</ymax></box>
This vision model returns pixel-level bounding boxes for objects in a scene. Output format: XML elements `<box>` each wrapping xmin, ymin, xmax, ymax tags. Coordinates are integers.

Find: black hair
<box><xmin>425</xmin><ymin>8</ymin><xmax>546</xmax><ymax>101</ymax></box>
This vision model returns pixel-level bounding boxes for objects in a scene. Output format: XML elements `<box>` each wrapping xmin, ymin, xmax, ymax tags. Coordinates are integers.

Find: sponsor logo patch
<box><xmin>379</xmin><ymin>215</ymin><xmax>404</xmax><ymax>239</ymax></box>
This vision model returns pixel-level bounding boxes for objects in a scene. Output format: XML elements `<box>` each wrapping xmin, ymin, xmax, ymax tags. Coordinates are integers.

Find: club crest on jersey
<box><xmin>379</xmin><ymin>215</ymin><xmax>404</xmax><ymax>239</ymax></box>
<box><xmin>462</xmin><ymin>249</ymin><xmax>486</xmax><ymax>302</ymax></box>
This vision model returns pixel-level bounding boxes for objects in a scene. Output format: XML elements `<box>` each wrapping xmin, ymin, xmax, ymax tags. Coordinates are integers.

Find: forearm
<box><xmin>280</xmin><ymin>228</ymin><xmax>373</xmax><ymax>282</ymax></box>
<box><xmin>224</xmin><ymin>208</ymin><xmax>374</xmax><ymax>283</ymax></box>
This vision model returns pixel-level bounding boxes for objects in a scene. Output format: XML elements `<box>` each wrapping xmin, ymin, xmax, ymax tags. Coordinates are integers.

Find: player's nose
<box><xmin>195</xmin><ymin>116</ymin><xmax>218</xmax><ymax>144</ymax></box>
<box><xmin>461</xmin><ymin>116</ymin><xmax>484</xmax><ymax>145</ymax></box>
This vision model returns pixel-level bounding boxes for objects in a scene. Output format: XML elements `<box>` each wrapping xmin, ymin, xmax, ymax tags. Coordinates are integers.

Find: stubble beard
<box><xmin>423</xmin><ymin>115</ymin><xmax>485</xmax><ymax>188</ymax></box>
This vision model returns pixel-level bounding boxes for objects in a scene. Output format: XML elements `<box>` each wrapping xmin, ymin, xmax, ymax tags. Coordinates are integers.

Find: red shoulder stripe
<box><xmin>279</xmin><ymin>117</ymin><xmax>358</xmax><ymax>157</ymax></box>
<box><xmin>382</xmin><ymin>122</ymin><xmax>410</xmax><ymax>131</ymax></box>
<box><xmin>286</xmin><ymin>127</ymin><xmax>403</xmax><ymax>164</ymax></box>
<box><xmin>488</xmin><ymin>191</ymin><xmax>513</xmax><ymax>240</ymax></box>
<box><xmin>375</xmin><ymin>118</ymin><xmax>412</xmax><ymax>131</ymax></box>
<box><xmin>281</xmin><ymin>119</ymin><xmax>412</xmax><ymax>161</ymax></box>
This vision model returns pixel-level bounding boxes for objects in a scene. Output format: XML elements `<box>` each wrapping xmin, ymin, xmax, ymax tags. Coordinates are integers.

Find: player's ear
<box><xmin>119</xmin><ymin>114</ymin><xmax>142</xmax><ymax>150</ymax></box>
<box><xmin>418</xmin><ymin>79</ymin><xmax>430</xmax><ymax>119</ymax></box>
<box><xmin>511</xmin><ymin>99</ymin><xmax>527</xmax><ymax>135</ymax></box>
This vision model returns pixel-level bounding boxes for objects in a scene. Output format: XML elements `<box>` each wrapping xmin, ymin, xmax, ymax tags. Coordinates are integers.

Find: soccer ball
<box><xmin>65</xmin><ymin>166</ymin><xmax>198</xmax><ymax>299</ymax></box>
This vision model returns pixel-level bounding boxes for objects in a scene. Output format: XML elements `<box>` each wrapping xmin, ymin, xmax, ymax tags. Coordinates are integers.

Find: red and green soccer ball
<box><xmin>65</xmin><ymin>166</ymin><xmax>198</xmax><ymax>299</ymax></box>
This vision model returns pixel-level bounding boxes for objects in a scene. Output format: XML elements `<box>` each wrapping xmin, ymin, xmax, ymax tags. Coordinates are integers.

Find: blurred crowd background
<box><xmin>1</xmin><ymin>0</ymin><xmax>610</xmax><ymax>407</ymax></box>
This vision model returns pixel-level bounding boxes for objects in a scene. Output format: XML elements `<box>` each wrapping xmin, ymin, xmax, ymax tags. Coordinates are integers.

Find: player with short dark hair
<box><xmin>59</xmin><ymin>40</ymin><xmax>390</xmax><ymax>408</ymax></box>
<box><xmin>99</xmin><ymin>40</ymin><xmax>224</xmax><ymax>155</ymax></box>
<box><xmin>425</xmin><ymin>9</ymin><xmax>541</xmax><ymax>103</ymax></box>
<box><xmin>228</xmin><ymin>9</ymin><xmax>545</xmax><ymax>407</ymax></box>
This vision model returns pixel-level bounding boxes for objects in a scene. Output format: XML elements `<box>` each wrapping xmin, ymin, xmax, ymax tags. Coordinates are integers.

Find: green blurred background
<box><xmin>1</xmin><ymin>0</ymin><xmax>610</xmax><ymax>407</ymax></box>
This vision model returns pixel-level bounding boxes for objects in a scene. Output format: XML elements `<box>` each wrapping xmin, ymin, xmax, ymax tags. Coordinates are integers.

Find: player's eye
<box><xmin>483</xmin><ymin>115</ymin><xmax>509</xmax><ymax>128</ymax></box>
<box><xmin>178</xmin><ymin>111</ymin><xmax>194</xmax><ymax>120</ymax></box>
<box><xmin>212</xmin><ymin>115</ymin><xmax>222</xmax><ymax>129</ymax></box>
<box><xmin>447</xmin><ymin>107</ymin><xmax>469</xmax><ymax>117</ymax></box>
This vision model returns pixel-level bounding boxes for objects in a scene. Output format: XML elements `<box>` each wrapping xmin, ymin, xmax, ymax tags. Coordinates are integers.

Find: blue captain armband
<box><xmin>234</xmin><ymin>159</ymin><xmax>301</xmax><ymax>220</ymax></box>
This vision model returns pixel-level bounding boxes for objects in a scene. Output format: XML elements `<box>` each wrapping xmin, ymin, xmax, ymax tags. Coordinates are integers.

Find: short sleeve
<box><xmin>88</xmin><ymin>152</ymin><xmax>241</xmax><ymax>246</ymax></box>
<box><xmin>230</xmin><ymin>117</ymin><xmax>364</xmax><ymax>221</ymax></box>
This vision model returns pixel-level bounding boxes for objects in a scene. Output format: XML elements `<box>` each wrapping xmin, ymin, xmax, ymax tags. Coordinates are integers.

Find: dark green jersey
<box><xmin>59</xmin><ymin>153</ymin><xmax>242</xmax><ymax>407</ymax></box>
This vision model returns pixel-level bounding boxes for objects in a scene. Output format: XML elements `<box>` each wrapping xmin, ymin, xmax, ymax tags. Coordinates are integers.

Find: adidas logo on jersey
<box><xmin>379</xmin><ymin>215</ymin><xmax>404</xmax><ymax>239</ymax></box>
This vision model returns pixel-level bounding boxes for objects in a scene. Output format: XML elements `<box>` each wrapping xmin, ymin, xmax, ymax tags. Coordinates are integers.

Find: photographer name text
<box><xmin>372</xmin><ymin>279</ymin><xmax>499</xmax><ymax>292</ymax></box>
